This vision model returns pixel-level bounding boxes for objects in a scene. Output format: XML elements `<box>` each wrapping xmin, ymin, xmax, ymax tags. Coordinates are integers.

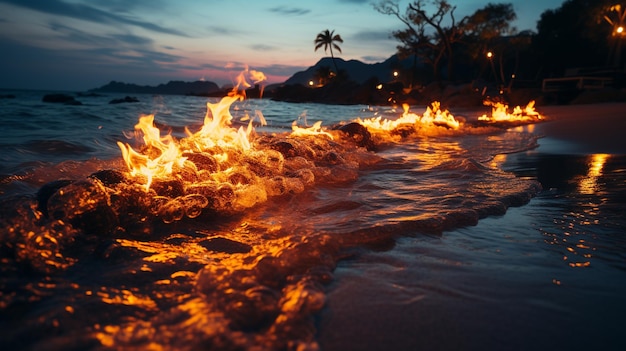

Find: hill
<box><xmin>285</xmin><ymin>55</ymin><xmax>419</xmax><ymax>86</ymax></box>
<box><xmin>90</xmin><ymin>80</ymin><xmax>222</xmax><ymax>95</ymax></box>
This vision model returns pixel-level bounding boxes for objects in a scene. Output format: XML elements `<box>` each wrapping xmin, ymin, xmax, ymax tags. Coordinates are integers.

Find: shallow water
<box><xmin>318</xmin><ymin>146</ymin><xmax>626</xmax><ymax>351</ymax></box>
<box><xmin>0</xmin><ymin>91</ymin><xmax>624</xmax><ymax>350</ymax></box>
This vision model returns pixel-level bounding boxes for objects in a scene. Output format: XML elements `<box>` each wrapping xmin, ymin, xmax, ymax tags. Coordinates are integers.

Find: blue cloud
<box><xmin>0</xmin><ymin>0</ymin><xmax>189</xmax><ymax>36</ymax></box>
<box><xmin>268</xmin><ymin>6</ymin><xmax>311</xmax><ymax>16</ymax></box>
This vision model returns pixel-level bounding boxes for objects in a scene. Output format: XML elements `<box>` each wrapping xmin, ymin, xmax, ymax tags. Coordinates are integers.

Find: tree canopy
<box><xmin>376</xmin><ymin>0</ymin><xmax>624</xmax><ymax>88</ymax></box>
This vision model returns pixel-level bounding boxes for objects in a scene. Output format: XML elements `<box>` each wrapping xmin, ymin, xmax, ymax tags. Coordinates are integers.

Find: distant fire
<box><xmin>478</xmin><ymin>100</ymin><xmax>543</xmax><ymax>123</ymax></box>
<box><xmin>357</xmin><ymin>101</ymin><xmax>461</xmax><ymax>132</ymax></box>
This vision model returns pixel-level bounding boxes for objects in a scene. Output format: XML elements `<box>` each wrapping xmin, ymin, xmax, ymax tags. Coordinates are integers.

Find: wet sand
<box><xmin>533</xmin><ymin>102</ymin><xmax>626</xmax><ymax>154</ymax></box>
<box><xmin>316</xmin><ymin>102</ymin><xmax>626</xmax><ymax>351</ymax></box>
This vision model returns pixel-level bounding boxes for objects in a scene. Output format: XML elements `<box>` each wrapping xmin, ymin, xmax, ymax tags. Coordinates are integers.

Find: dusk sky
<box><xmin>0</xmin><ymin>0</ymin><xmax>565</xmax><ymax>91</ymax></box>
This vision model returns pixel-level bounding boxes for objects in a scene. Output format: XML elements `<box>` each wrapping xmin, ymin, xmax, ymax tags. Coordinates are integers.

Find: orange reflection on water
<box><xmin>577</xmin><ymin>154</ymin><xmax>610</xmax><ymax>195</ymax></box>
<box><xmin>97</xmin><ymin>287</ymin><xmax>158</xmax><ymax>310</ymax></box>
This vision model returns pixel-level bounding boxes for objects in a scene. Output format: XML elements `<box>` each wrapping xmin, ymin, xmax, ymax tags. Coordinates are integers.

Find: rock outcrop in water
<box><xmin>108</xmin><ymin>96</ymin><xmax>139</xmax><ymax>104</ymax></box>
<box><xmin>42</xmin><ymin>93</ymin><xmax>82</xmax><ymax>105</ymax></box>
<box><xmin>91</xmin><ymin>80</ymin><xmax>222</xmax><ymax>96</ymax></box>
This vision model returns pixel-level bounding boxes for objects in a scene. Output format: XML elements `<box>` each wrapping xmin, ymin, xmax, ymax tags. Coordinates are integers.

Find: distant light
<box><xmin>376</xmin><ymin>84</ymin><xmax>383</xmax><ymax>90</ymax></box>
<box><xmin>486</xmin><ymin>51</ymin><xmax>493</xmax><ymax>58</ymax></box>
<box><xmin>308</xmin><ymin>80</ymin><xmax>314</xmax><ymax>86</ymax></box>
<box><xmin>393</xmin><ymin>71</ymin><xmax>399</xmax><ymax>77</ymax></box>
<box><xmin>618</xmin><ymin>26</ymin><xmax>624</xmax><ymax>34</ymax></box>
<box><xmin>511</xmin><ymin>74</ymin><xmax>516</xmax><ymax>79</ymax></box>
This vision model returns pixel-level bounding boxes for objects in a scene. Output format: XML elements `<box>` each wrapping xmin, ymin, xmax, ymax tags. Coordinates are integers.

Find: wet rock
<box><xmin>269</xmin><ymin>140</ymin><xmax>298</xmax><ymax>158</ymax></box>
<box><xmin>336</xmin><ymin>122</ymin><xmax>376</xmax><ymax>151</ymax></box>
<box><xmin>109</xmin><ymin>96</ymin><xmax>139</xmax><ymax>104</ymax></box>
<box><xmin>42</xmin><ymin>94</ymin><xmax>82</xmax><ymax>105</ymax></box>
<box><xmin>36</xmin><ymin>179</ymin><xmax>75</xmax><ymax>217</ymax></box>
<box><xmin>391</xmin><ymin>124</ymin><xmax>415</xmax><ymax>138</ymax></box>
<box><xmin>183</xmin><ymin>152</ymin><xmax>219</xmax><ymax>172</ymax></box>
<box><xmin>198</xmin><ymin>236</ymin><xmax>251</xmax><ymax>254</ymax></box>
<box><xmin>151</xmin><ymin>179</ymin><xmax>185</xmax><ymax>198</ymax></box>
<box><xmin>89</xmin><ymin>169</ymin><xmax>127</xmax><ymax>187</ymax></box>
<box><xmin>46</xmin><ymin>179</ymin><xmax>117</xmax><ymax>235</ymax></box>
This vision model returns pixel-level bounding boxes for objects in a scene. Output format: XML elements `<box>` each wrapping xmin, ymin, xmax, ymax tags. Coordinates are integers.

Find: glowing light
<box><xmin>478</xmin><ymin>100</ymin><xmax>544</xmax><ymax>123</ymax></box>
<box><xmin>118</xmin><ymin>71</ymin><xmax>256</xmax><ymax>191</ymax></box>
<box><xmin>578</xmin><ymin>154</ymin><xmax>610</xmax><ymax>195</ymax></box>
<box><xmin>486</xmin><ymin>51</ymin><xmax>493</xmax><ymax>58</ymax></box>
<box><xmin>357</xmin><ymin>101</ymin><xmax>461</xmax><ymax>133</ymax></box>
<box><xmin>290</xmin><ymin>120</ymin><xmax>334</xmax><ymax>139</ymax></box>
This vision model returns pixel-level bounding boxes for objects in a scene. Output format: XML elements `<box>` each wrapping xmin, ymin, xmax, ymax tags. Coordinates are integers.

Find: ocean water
<box><xmin>0</xmin><ymin>90</ymin><xmax>624</xmax><ymax>350</ymax></box>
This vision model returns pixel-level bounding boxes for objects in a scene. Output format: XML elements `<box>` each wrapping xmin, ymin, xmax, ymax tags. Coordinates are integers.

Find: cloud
<box><xmin>268</xmin><ymin>6</ymin><xmax>311</xmax><ymax>16</ymax></box>
<box><xmin>250</xmin><ymin>44</ymin><xmax>276</xmax><ymax>52</ymax></box>
<box><xmin>110</xmin><ymin>33</ymin><xmax>154</xmax><ymax>46</ymax></box>
<box><xmin>350</xmin><ymin>29</ymin><xmax>393</xmax><ymax>41</ymax></box>
<box><xmin>207</xmin><ymin>25</ymin><xmax>243</xmax><ymax>36</ymax></box>
<box><xmin>46</xmin><ymin>20</ymin><xmax>155</xmax><ymax>48</ymax></box>
<box><xmin>0</xmin><ymin>0</ymin><xmax>189</xmax><ymax>37</ymax></box>
<box><xmin>360</xmin><ymin>55</ymin><xmax>388</xmax><ymax>63</ymax></box>
<box><xmin>337</xmin><ymin>0</ymin><xmax>371</xmax><ymax>3</ymax></box>
<box><xmin>253</xmin><ymin>63</ymin><xmax>308</xmax><ymax>77</ymax></box>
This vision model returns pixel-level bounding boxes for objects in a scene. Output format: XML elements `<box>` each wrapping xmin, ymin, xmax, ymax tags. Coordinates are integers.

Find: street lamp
<box><xmin>604</xmin><ymin>5</ymin><xmax>626</xmax><ymax>66</ymax></box>
<box><xmin>486</xmin><ymin>51</ymin><xmax>497</xmax><ymax>83</ymax></box>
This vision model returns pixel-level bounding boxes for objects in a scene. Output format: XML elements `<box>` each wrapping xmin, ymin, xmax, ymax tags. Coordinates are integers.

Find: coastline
<box><xmin>316</xmin><ymin>102</ymin><xmax>626</xmax><ymax>350</ymax></box>
<box><xmin>533</xmin><ymin>102</ymin><xmax>626</xmax><ymax>155</ymax></box>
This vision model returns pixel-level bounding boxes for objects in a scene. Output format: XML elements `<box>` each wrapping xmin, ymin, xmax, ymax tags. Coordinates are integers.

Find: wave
<box><xmin>0</xmin><ymin>115</ymin><xmax>543</xmax><ymax>349</ymax></box>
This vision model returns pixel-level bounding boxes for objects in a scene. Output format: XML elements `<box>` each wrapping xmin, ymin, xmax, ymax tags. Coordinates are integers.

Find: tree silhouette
<box><xmin>314</xmin><ymin>29</ymin><xmax>344</xmax><ymax>74</ymax></box>
<box><xmin>375</xmin><ymin>0</ymin><xmax>464</xmax><ymax>82</ymax></box>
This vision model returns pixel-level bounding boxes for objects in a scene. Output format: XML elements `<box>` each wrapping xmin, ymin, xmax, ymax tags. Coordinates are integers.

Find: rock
<box><xmin>42</xmin><ymin>93</ymin><xmax>82</xmax><ymax>105</ymax></box>
<box><xmin>109</xmin><ymin>96</ymin><xmax>139</xmax><ymax>104</ymax></box>
<box><xmin>336</xmin><ymin>122</ymin><xmax>376</xmax><ymax>151</ymax></box>
<box><xmin>198</xmin><ymin>236</ymin><xmax>252</xmax><ymax>254</ymax></box>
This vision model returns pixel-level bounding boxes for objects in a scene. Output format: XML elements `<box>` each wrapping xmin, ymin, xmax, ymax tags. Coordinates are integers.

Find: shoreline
<box><xmin>317</xmin><ymin>102</ymin><xmax>626</xmax><ymax>351</ymax></box>
<box><xmin>532</xmin><ymin>102</ymin><xmax>626</xmax><ymax>155</ymax></box>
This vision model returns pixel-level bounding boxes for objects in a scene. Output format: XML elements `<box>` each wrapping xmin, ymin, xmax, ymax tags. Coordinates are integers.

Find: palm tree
<box><xmin>314</xmin><ymin>29</ymin><xmax>343</xmax><ymax>74</ymax></box>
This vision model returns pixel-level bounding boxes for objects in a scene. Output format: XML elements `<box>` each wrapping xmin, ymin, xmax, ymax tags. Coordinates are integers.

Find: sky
<box><xmin>0</xmin><ymin>0</ymin><xmax>566</xmax><ymax>91</ymax></box>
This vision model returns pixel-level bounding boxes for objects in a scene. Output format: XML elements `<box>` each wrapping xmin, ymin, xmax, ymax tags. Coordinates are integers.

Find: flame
<box><xmin>290</xmin><ymin>120</ymin><xmax>334</xmax><ymax>140</ymax></box>
<box><xmin>118</xmin><ymin>85</ymin><xmax>253</xmax><ymax>190</ymax></box>
<box><xmin>357</xmin><ymin>101</ymin><xmax>461</xmax><ymax>131</ymax></box>
<box><xmin>231</xmin><ymin>65</ymin><xmax>267</xmax><ymax>98</ymax></box>
<box><xmin>478</xmin><ymin>100</ymin><xmax>543</xmax><ymax>123</ymax></box>
<box><xmin>117</xmin><ymin>114</ymin><xmax>185</xmax><ymax>190</ymax></box>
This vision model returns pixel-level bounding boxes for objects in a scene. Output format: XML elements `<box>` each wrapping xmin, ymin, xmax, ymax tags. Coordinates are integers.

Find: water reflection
<box><xmin>577</xmin><ymin>153</ymin><xmax>609</xmax><ymax>195</ymax></box>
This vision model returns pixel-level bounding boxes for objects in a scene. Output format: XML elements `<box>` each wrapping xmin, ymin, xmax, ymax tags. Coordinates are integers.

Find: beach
<box><xmin>1</xmin><ymin>94</ymin><xmax>625</xmax><ymax>350</ymax></box>
<box><xmin>317</xmin><ymin>102</ymin><xmax>626</xmax><ymax>350</ymax></box>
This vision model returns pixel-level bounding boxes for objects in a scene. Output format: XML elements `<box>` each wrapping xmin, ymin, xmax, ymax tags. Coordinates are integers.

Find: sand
<box><xmin>534</xmin><ymin>102</ymin><xmax>626</xmax><ymax>154</ymax></box>
<box><xmin>316</xmin><ymin>102</ymin><xmax>626</xmax><ymax>350</ymax></box>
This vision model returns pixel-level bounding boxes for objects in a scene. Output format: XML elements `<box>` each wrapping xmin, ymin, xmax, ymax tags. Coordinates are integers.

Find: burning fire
<box><xmin>117</xmin><ymin>114</ymin><xmax>185</xmax><ymax>190</ymax></box>
<box><xmin>357</xmin><ymin>101</ymin><xmax>461</xmax><ymax>132</ymax></box>
<box><xmin>291</xmin><ymin>121</ymin><xmax>334</xmax><ymax>140</ymax></box>
<box><xmin>117</xmin><ymin>68</ymin><xmax>544</xmax><ymax>200</ymax></box>
<box><xmin>478</xmin><ymin>100</ymin><xmax>543</xmax><ymax>123</ymax></box>
<box><xmin>117</xmin><ymin>69</ymin><xmax>267</xmax><ymax>191</ymax></box>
